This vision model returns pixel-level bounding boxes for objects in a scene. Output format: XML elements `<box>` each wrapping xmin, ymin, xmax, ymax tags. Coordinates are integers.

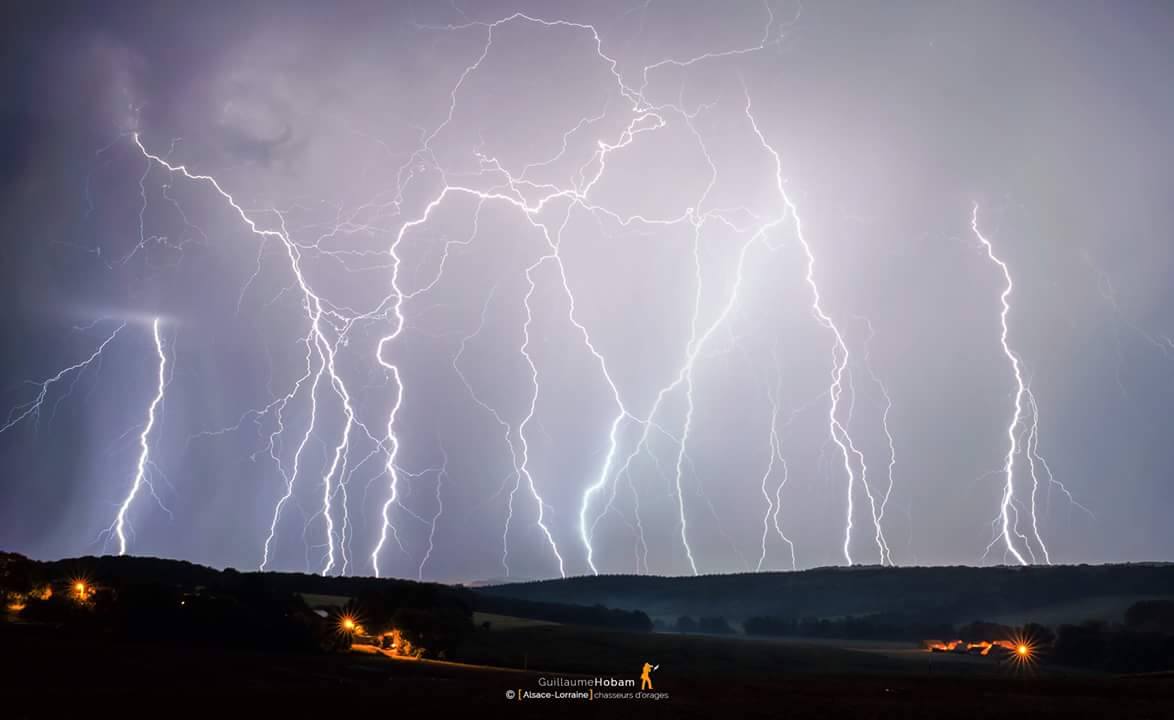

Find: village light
<box><xmin>72</xmin><ymin>580</ymin><xmax>90</xmax><ymax>600</ymax></box>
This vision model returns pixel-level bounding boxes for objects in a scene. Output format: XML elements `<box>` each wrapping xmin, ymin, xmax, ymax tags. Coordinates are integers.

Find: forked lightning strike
<box><xmin>972</xmin><ymin>205</ymin><xmax>1089</xmax><ymax>566</ymax></box>
<box><xmin>110</xmin><ymin>318</ymin><xmax>169</xmax><ymax>556</ymax></box>
<box><xmin>0</xmin><ymin>323</ymin><xmax>126</xmax><ymax>437</ymax></box>
<box><xmin>745</xmin><ymin>91</ymin><xmax>891</xmax><ymax>566</ymax></box>
<box><xmin>55</xmin><ymin>2</ymin><xmax>1104</xmax><ymax>579</ymax></box>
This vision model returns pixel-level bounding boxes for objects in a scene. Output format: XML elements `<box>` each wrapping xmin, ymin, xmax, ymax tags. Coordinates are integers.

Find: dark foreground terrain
<box><xmin>4</xmin><ymin>552</ymin><xmax>1174</xmax><ymax>717</ymax></box>
<box><xmin>3</xmin><ymin>620</ymin><xmax>1174</xmax><ymax>718</ymax></box>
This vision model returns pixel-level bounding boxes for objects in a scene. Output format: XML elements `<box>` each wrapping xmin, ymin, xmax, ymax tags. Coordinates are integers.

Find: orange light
<box><xmin>74</xmin><ymin>582</ymin><xmax>86</xmax><ymax>593</ymax></box>
<box><xmin>341</xmin><ymin>617</ymin><xmax>356</xmax><ymax>632</ymax></box>
<box><xmin>1017</xmin><ymin>644</ymin><xmax>1029</xmax><ymax>657</ymax></box>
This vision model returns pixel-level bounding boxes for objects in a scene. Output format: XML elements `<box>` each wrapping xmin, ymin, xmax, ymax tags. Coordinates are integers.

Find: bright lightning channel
<box><xmin>132</xmin><ymin>134</ymin><xmax>363</xmax><ymax>577</ymax></box>
<box><xmin>745</xmin><ymin>88</ymin><xmax>886</xmax><ymax>567</ymax></box>
<box><xmin>111</xmin><ymin>317</ymin><xmax>168</xmax><ymax>556</ymax></box>
<box><xmin>118</xmin><ymin>1</ymin><xmax>924</xmax><ymax>579</ymax></box>
<box><xmin>971</xmin><ymin>204</ymin><xmax>1039</xmax><ymax>566</ymax></box>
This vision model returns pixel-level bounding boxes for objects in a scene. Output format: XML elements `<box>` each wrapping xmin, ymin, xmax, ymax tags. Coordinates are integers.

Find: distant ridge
<box><xmin>462</xmin><ymin>576</ymin><xmax>540</xmax><ymax>588</ymax></box>
<box><xmin>8</xmin><ymin>552</ymin><xmax>1172</xmax><ymax>628</ymax></box>
<box><xmin>0</xmin><ymin>551</ymin><xmax>652</xmax><ymax>631</ymax></box>
<box><xmin>478</xmin><ymin>563</ymin><xmax>1174</xmax><ymax>624</ymax></box>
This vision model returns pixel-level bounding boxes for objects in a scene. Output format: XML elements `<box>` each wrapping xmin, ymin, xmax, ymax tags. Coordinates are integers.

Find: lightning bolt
<box><xmin>518</xmin><ymin>252</ymin><xmax>571</xmax><ymax>578</ymax></box>
<box><xmin>418</xmin><ymin>443</ymin><xmax>448</xmax><ymax>581</ymax></box>
<box><xmin>757</xmin><ymin>345</ymin><xmax>797</xmax><ymax>571</ymax></box>
<box><xmin>1081</xmin><ymin>249</ymin><xmax>1174</xmax><ymax>395</ymax></box>
<box><xmin>84</xmin><ymin>2</ymin><xmax>1098</xmax><ymax>580</ymax></box>
<box><xmin>375</xmin><ymin>9</ymin><xmax>786</xmax><ymax>577</ymax></box>
<box><xmin>261</xmin><ymin>329</ymin><xmax>324</xmax><ymax>571</ymax></box>
<box><xmin>110</xmin><ymin>317</ymin><xmax>168</xmax><ymax>556</ymax></box>
<box><xmin>969</xmin><ymin>204</ymin><xmax>1089</xmax><ymax>566</ymax></box>
<box><xmin>389</xmin><ymin>5</ymin><xmax>870</xmax><ymax>576</ymax></box>
<box><xmin>745</xmin><ymin>88</ymin><xmax>884</xmax><ymax>567</ymax></box>
<box><xmin>971</xmin><ymin>204</ymin><xmax>1031</xmax><ymax>565</ymax></box>
<box><xmin>132</xmin><ymin>134</ymin><xmax>366</xmax><ymax>576</ymax></box>
<box><xmin>451</xmin><ymin>287</ymin><xmax>524</xmax><ymax>576</ymax></box>
<box><xmin>858</xmin><ymin>316</ymin><xmax>897</xmax><ymax>566</ymax></box>
<box><xmin>0</xmin><ymin>323</ymin><xmax>126</xmax><ymax>437</ymax></box>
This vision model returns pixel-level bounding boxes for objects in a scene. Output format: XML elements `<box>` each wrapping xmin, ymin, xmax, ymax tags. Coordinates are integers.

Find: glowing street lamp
<box><xmin>1007</xmin><ymin>636</ymin><xmax>1037</xmax><ymax>671</ymax></box>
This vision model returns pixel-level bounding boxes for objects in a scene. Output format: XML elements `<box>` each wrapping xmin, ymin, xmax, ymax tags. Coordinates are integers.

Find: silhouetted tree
<box><xmin>393</xmin><ymin>606</ymin><xmax>473</xmax><ymax>657</ymax></box>
<box><xmin>1021</xmin><ymin>622</ymin><xmax>1056</xmax><ymax>647</ymax></box>
<box><xmin>1053</xmin><ymin>621</ymin><xmax>1107</xmax><ymax>669</ymax></box>
<box><xmin>1126</xmin><ymin>600</ymin><xmax>1174</xmax><ymax>634</ymax></box>
<box><xmin>744</xmin><ymin>616</ymin><xmax>794</xmax><ymax>636</ymax></box>
<box><xmin>698</xmin><ymin>616</ymin><xmax>734</xmax><ymax>634</ymax></box>
<box><xmin>957</xmin><ymin>620</ymin><xmax>1013</xmax><ymax>642</ymax></box>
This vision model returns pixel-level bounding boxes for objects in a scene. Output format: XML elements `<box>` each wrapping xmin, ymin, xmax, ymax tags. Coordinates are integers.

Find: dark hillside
<box><xmin>480</xmin><ymin>563</ymin><xmax>1174</xmax><ymax>625</ymax></box>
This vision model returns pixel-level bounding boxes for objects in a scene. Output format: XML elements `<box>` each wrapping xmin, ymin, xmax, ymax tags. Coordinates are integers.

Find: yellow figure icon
<box><xmin>640</xmin><ymin>662</ymin><xmax>656</xmax><ymax>690</ymax></box>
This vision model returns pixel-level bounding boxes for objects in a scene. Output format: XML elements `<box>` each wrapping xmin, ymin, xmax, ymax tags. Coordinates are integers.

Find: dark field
<box><xmin>5</xmin><ymin>553</ymin><xmax>1174</xmax><ymax>716</ymax></box>
<box><xmin>4</xmin><ymin>620</ymin><xmax>1174</xmax><ymax>718</ymax></box>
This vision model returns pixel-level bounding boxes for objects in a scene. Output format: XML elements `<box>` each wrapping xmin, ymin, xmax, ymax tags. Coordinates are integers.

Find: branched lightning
<box><xmin>971</xmin><ymin>205</ymin><xmax>1088</xmax><ymax>566</ymax></box>
<box><xmin>858</xmin><ymin>316</ymin><xmax>897</xmax><ymax>566</ymax></box>
<box><xmin>1081</xmin><ymin>248</ymin><xmax>1174</xmax><ymax>395</ymax></box>
<box><xmin>48</xmin><ymin>1</ymin><xmax>1099</xmax><ymax>579</ymax></box>
<box><xmin>133</xmin><ymin>134</ymin><xmax>366</xmax><ymax>576</ymax></box>
<box><xmin>757</xmin><ymin>345</ymin><xmax>797</xmax><ymax>571</ymax></box>
<box><xmin>110</xmin><ymin>318</ymin><xmax>168</xmax><ymax>556</ymax></box>
<box><xmin>745</xmin><ymin>89</ymin><xmax>887</xmax><ymax>567</ymax></box>
<box><xmin>971</xmin><ymin>204</ymin><xmax>1031</xmax><ymax>565</ymax></box>
<box><xmin>0</xmin><ymin>323</ymin><xmax>126</xmax><ymax>436</ymax></box>
<box><xmin>418</xmin><ymin>443</ymin><xmax>448</xmax><ymax>581</ymax></box>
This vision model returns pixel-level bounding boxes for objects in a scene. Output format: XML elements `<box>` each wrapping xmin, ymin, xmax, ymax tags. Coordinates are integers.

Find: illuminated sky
<box><xmin>2</xmin><ymin>0</ymin><xmax>1173</xmax><ymax>581</ymax></box>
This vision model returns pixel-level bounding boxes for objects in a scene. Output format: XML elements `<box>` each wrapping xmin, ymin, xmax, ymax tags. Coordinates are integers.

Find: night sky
<box><xmin>2</xmin><ymin>1</ymin><xmax>1173</xmax><ymax>581</ymax></box>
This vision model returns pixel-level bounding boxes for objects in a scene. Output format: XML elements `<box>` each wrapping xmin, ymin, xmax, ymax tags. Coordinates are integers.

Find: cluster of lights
<box><xmin>71</xmin><ymin>579</ymin><xmax>90</xmax><ymax>602</ymax></box>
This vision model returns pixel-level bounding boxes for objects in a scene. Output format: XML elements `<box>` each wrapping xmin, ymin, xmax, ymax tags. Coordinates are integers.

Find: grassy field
<box><xmin>297</xmin><ymin>592</ymin><xmax>352</xmax><ymax>609</ymax></box>
<box><xmin>472</xmin><ymin>611</ymin><xmax>561</xmax><ymax>629</ymax></box>
<box><xmin>4</xmin><ymin>619</ymin><xmax>1174</xmax><ymax>717</ymax></box>
<box><xmin>455</xmin><ymin>623</ymin><xmax>1040</xmax><ymax>678</ymax></box>
<box><xmin>987</xmin><ymin>593</ymin><xmax>1174</xmax><ymax>626</ymax></box>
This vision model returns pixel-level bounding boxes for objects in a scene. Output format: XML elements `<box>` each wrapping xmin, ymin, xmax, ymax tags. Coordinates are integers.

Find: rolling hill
<box><xmin>479</xmin><ymin>563</ymin><xmax>1174</xmax><ymax>625</ymax></box>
